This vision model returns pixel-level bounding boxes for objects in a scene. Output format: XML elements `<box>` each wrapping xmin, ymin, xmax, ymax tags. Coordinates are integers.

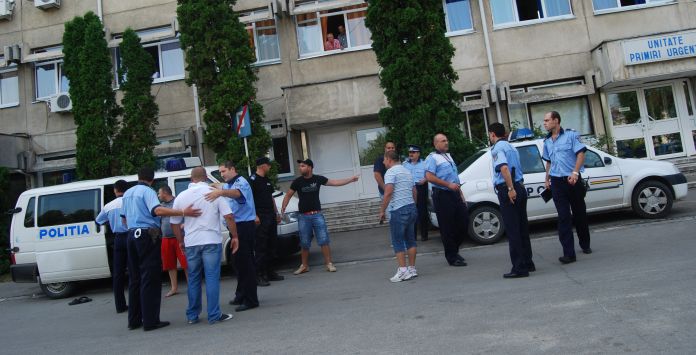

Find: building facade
<box><xmin>1</xmin><ymin>0</ymin><xmax>695</xmax><ymax>204</ymax></box>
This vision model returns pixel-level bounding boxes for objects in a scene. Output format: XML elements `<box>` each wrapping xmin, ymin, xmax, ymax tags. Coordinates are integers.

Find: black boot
<box><xmin>256</xmin><ymin>273</ymin><xmax>270</xmax><ymax>287</ymax></box>
<box><xmin>266</xmin><ymin>270</ymin><xmax>285</xmax><ymax>281</ymax></box>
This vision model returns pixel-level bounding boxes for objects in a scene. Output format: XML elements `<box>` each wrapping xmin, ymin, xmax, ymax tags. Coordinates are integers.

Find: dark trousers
<box><xmin>551</xmin><ymin>176</ymin><xmax>591</xmax><ymax>258</ymax></box>
<box><xmin>496</xmin><ymin>182</ymin><xmax>533</xmax><ymax>273</ymax></box>
<box><xmin>255</xmin><ymin>212</ymin><xmax>278</xmax><ymax>276</ymax></box>
<box><xmin>127</xmin><ymin>228</ymin><xmax>163</xmax><ymax>328</ymax></box>
<box><xmin>234</xmin><ymin>221</ymin><xmax>259</xmax><ymax>307</ymax></box>
<box><xmin>415</xmin><ymin>184</ymin><xmax>429</xmax><ymax>240</ymax></box>
<box><xmin>112</xmin><ymin>232</ymin><xmax>129</xmax><ymax>312</ymax></box>
<box><xmin>432</xmin><ymin>189</ymin><xmax>468</xmax><ymax>264</ymax></box>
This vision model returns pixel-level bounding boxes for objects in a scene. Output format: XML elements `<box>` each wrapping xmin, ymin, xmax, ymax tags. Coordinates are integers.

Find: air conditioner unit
<box><xmin>35</xmin><ymin>0</ymin><xmax>60</xmax><ymax>10</ymax></box>
<box><xmin>0</xmin><ymin>0</ymin><xmax>15</xmax><ymax>20</ymax></box>
<box><xmin>50</xmin><ymin>94</ymin><xmax>72</xmax><ymax>113</ymax></box>
<box><xmin>3</xmin><ymin>44</ymin><xmax>20</xmax><ymax>63</ymax></box>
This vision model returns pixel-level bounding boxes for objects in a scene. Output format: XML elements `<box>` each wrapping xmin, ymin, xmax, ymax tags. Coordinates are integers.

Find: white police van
<box><xmin>429</xmin><ymin>136</ymin><xmax>689</xmax><ymax>245</ymax></box>
<box><xmin>9</xmin><ymin>165</ymin><xmax>300</xmax><ymax>299</ymax></box>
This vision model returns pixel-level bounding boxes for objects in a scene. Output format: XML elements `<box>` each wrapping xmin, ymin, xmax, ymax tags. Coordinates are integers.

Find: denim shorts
<box><xmin>298</xmin><ymin>213</ymin><xmax>330</xmax><ymax>249</ymax></box>
<box><xmin>389</xmin><ymin>203</ymin><xmax>417</xmax><ymax>253</ymax></box>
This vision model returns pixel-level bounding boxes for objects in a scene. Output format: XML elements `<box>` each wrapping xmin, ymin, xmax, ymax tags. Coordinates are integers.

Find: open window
<box><xmin>294</xmin><ymin>1</ymin><xmax>371</xmax><ymax>57</ymax></box>
<box><xmin>490</xmin><ymin>0</ymin><xmax>572</xmax><ymax>27</ymax></box>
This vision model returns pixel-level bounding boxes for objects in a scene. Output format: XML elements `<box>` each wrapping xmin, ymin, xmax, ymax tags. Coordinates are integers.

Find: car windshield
<box><xmin>211</xmin><ymin>170</ymin><xmax>223</xmax><ymax>183</ymax></box>
<box><xmin>457</xmin><ymin>150</ymin><xmax>487</xmax><ymax>173</ymax></box>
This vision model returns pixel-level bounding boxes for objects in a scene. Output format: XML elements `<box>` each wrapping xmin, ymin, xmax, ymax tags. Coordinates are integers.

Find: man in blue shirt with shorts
<box><xmin>542</xmin><ymin>111</ymin><xmax>591</xmax><ymax>264</ymax></box>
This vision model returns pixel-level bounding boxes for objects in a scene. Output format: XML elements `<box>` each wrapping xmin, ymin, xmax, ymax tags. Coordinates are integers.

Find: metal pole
<box><xmin>243</xmin><ymin>137</ymin><xmax>251</xmax><ymax>176</ymax></box>
<box><xmin>478</xmin><ymin>0</ymin><xmax>503</xmax><ymax>124</ymax></box>
<box><xmin>192</xmin><ymin>84</ymin><xmax>205</xmax><ymax>165</ymax></box>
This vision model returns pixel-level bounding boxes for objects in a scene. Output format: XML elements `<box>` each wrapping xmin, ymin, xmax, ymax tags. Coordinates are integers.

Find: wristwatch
<box><xmin>572</xmin><ymin>171</ymin><xmax>579</xmax><ymax>176</ymax></box>
<box><xmin>508</xmin><ymin>186</ymin><xmax>514</xmax><ymax>191</ymax></box>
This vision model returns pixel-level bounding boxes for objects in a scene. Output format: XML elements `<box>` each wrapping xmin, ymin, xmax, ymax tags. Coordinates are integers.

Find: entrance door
<box><xmin>676</xmin><ymin>79</ymin><xmax>696</xmax><ymax>156</ymax></box>
<box><xmin>308</xmin><ymin>125</ymin><xmax>359</xmax><ymax>204</ymax></box>
<box><xmin>353</xmin><ymin>125</ymin><xmax>386</xmax><ymax>199</ymax></box>
<box><xmin>608</xmin><ymin>81</ymin><xmax>687</xmax><ymax>160</ymax></box>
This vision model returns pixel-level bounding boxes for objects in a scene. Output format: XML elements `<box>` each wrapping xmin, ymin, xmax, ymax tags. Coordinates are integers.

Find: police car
<box><xmin>429</xmin><ymin>131</ymin><xmax>689</xmax><ymax>245</ymax></box>
<box><xmin>9</xmin><ymin>162</ymin><xmax>300</xmax><ymax>299</ymax></box>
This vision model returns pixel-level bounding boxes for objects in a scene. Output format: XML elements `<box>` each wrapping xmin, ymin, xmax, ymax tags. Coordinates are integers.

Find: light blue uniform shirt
<box><xmin>384</xmin><ymin>164</ymin><xmax>415</xmax><ymax>211</ymax></box>
<box><xmin>542</xmin><ymin>128</ymin><xmax>587</xmax><ymax>177</ymax></box>
<box><xmin>120</xmin><ymin>183</ymin><xmax>161</xmax><ymax>229</ymax></box>
<box><xmin>96</xmin><ymin>196</ymin><xmax>127</xmax><ymax>233</ymax></box>
<box><xmin>403</xmin><ymin>159</ymin><xmax>426</xmax><ymax>184</ymax></box>
<box><xmin>490</xmin><ymin>140</ymin><xmax>524</xmax><ymax>186</ymax></box>
<box><xmin>424</xmin><ymin>151</ymin><xmax>460</xmax><ymax>190</ymax></box>
<box><xmin>223</xmin><ymin>176</ymin><xmax>256</xmax><ymax>222</ymax></box>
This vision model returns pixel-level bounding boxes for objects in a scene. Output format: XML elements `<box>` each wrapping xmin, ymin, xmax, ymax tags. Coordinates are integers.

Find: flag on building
<box><xmin>233</xmin><ymin>105</ymin><xmax>252</xmax><ymax>138</ymax></box>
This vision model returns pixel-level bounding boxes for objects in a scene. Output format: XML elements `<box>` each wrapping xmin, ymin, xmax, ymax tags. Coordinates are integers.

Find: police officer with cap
<box><xmin>488</xmin><ymin>123</ymin><xmax>535</xmax><ymax>278</ymax></box>
<box><xmin>250</xmin><ymin>157</ymin><xmax>284</xmax><ymax>286</ymax></box>
<box><xmin>121</xmin><ymin>166</ymin><xmax>201</xmax><ymax>331</ymax></box>
<box><xmin>425</xmin><ymin>133</ymin><xmax>468</xmax><ymax>267</ymax></box>
<box><xmin>403</xmin><ymin>144</ymin><xmax>429</xmax><ymax>241</ymax></box>
<box><xmin>206</xmin><ymin>161</ymin><xmax>259</xmax><ymax>312</ymax></box>
<box><xmin>542</xmin><ymin>111</ymin><xmax>591</xmax><ymax>264</ymax></box>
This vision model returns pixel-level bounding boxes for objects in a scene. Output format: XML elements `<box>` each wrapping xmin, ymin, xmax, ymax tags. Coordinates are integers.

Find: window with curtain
<box><xmin>295</xmin><ymin>2</ymin><xmax>371</xmax><ymax>57</ymax></box>
<box><xmin>246</xmin><ymin>18</ymin><xmax>281</xmax><ymax>64</ymax></box>
<box><xmin>0</xmin><ymin>64</ymin><xmax>20</xmax><ymax>108</ymax></box>
<box><xmin>490</xmin><ymin>0</ymin><xmax>572</xmax><ymax>26</ymax></box>
<box><xmin>444</xmin><ymin>0</ymin><xmax>473</xmax><ymax>33</ymax></box>
<box><xmin>592</xmin><ymin>0</ymin><xmax>673</xmax><ymax>12</ymax></box>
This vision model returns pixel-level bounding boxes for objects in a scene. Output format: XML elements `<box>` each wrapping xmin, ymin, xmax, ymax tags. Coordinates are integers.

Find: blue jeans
<box><xmin>298</xmin><ymin>213</ymin><xmax>330</xmax><ymax>249</ymax></box>
<box><xmin>389</xmin><ymin>204</ymin><xmax>418</xmax><ymax>253</ymax></box>
<box><xmin>185</xmin><ymin>243</ymin><xmax>222</xmax><ymax>324</ymax></box>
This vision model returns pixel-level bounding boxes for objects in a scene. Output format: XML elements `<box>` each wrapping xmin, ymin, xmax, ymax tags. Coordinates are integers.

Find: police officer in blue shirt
<box><xmin>96</xmin><ymin>179</ymin><xmax>130</xmax><ymax>313</ymax></box>
<box><xmin>488</xmin><ymin>123</ymin><xmax>535</xmax><ymax>278</ymax></box>
<box><xmin>121</xmin><ymin>167</ymin><xmax>201</xmax><ymax>331</ymax></box>
<box><xmin>425</xmin><ymin>133</ymin><xmax>468</xmax><ymax>267</ymax></box>
<box><xmin>542</xmin><ymin>111</ymin><xmax>592</xmax><ymax>265</ymax></box>
<box><xmin>206</xmin><ymin>161</ymin><xmax>259</xmax><ymax>312</ymax></box>
<box><xmin>403</xmin><ymin>144</ymin><xmax>429</xmax><ymax>241</ymax></box>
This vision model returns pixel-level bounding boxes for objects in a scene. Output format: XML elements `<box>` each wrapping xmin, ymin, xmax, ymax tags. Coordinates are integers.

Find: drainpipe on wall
<box><xmin>477</xmin><ymin>0</ymin><xmax>503</xmax><ymax>124</ymax></box>
<box><xmin>96</xmin><ymin>0</ymin><xmax>103</xmax><ymax>21</ymax></box>
<box><xmin>192</xmin><ymin>84</ymin><xmax>205</xmax><ymax>164</ymax></box>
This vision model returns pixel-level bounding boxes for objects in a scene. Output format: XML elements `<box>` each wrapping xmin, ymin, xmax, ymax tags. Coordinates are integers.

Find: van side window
<box><xmin>38</xmin><ymin>189</ymin><xmax>101</xmax><ymax>227</ymax></box>
<box><xmin>174</xmin><ymin>178</ymin><xmax>191</xmax><ymax>195</ymax></box>
<box><xmin>583</xmin><ymin>150</ymin><xmax>604</xmax><ymax>169</ymax></box>
<box><xmin>516</xmin><ymin>145</ymin><xmax>546</xmax><ymax>174</ymax></box>
<box><xmin>150</xmin><ymin>178</ymin><xmax>169</xmax><ymax>193</ymax></box>
<box><xmin>24</xmin><ymin>197</ymin><xmax>35</xmax><ymax>228</ymax></box>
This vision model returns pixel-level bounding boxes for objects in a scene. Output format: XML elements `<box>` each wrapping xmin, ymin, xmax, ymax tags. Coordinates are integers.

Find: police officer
<box><xmin>95</xmin><ymin>179</ymin><xmax>129</xmax><ymax>313</ymax></box>
<box><xmin>206</xmin><ymin>161</ymin><xmax>259</xmax><ymax>312</ymax></box>
<box><xmin>488</xmin><ymin>123</ymin><xmax>535</xmax><ymax>278</ymax></box>
<box><xmin>425</xmin><ymin>133</ymin><xmax>468</xmax><ymax>267</ymax></box>
<box><xmin>250</xmin><ymin>157</ymin><xmax>284</xmax><ymax>286</ymax></box>
<box><xmin>403</xmin><ymin>144</ymin><xmax>429</xmax><ymax>241</ymax></box>
<box><xmin>542</xmin><ymin>111</ymin><xmax>591</xmax><ymax>264</ymax></box>
<box><xmin>121</xmin><ymin>167</ymin><xmax>201</xmax><ymax>331</ymax></box>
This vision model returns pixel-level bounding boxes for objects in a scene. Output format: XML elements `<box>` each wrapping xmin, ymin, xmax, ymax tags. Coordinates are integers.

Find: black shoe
<box><xmin>455</xmin><ymin>254</ymin><xmax>466</xmax><ymax>262</ymax></box>
<box><xmin>503</xmin><ymin>272</ymin><xmax>529</xmax><ymax>279</ymax></box>
<box><xmin>187</xmin><ymin>318</ymin><xmax>199</xmax><ymax>325</ymax></box>
<box><xmin>128</xmin><ymin>323</ymin><xmax>142</xmax><ymax>330</ymax></box>
<box><xmin>216</xmin><ymin>314</ymin><xmax>234</xmax><ymax>323</ymax></box>
<box><xmin>116</xmin><ymin>306</ymin><xmax>128</xmax><ymax>314</ymax></box>
<box><xmin>143</xmin><ymin>321</ymin><xmax>170</xmax><ymax>331</ymax></box>
<box><xmin>450</xmin><ymin>259</ymin><xmax>467</xmax><ymax>267</ymax></box>
<box><xmin>421</xmin><ymin>237</ymin><xmax>429</xmax><ymax>241</ymax></box>
<box><xmin>266</xmin><ymin>271</ymin><xmax>285</xmax><ymax>281</ymax></box>
<box><xmin>229</xmin><ymin>298</ymin><xmax>243</xmax><ymax>306</ymax></box>
<box><xmin>256</xmin><ymin>275</ymin><xmax>270</xmax><ymax>287</ymax></box>
<box><xmin>559</xmin><ymin>256</ymin><xmax>577</xmax><ymax>264</ymax></box>
<box><xmin>582</xmin><ymin>248</ymin><xmax>592</xmax><ymax>254</ymax></box>
<box><xmin>527</xmin><ymin>264</ymin><xmax>536</xmax><ymax>272</ymax></box>
<box><xmin>235</xmin><ymin>304</ymin><xmax>259</xmax><ymax>312</ymax></box>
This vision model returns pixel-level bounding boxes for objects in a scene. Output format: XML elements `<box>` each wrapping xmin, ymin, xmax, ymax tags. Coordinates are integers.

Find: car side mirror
<box><xmin>6</xmin><ymin>207</ymin><xmax>22</xmax><ymax>215</ymax></box>
<box><xmin>603</xmin><ymin>157</ymin><xmax>612</xmax><ymax>165</ymax></box>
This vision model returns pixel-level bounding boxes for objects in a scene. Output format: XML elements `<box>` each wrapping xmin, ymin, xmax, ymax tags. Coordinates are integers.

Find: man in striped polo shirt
<box><xmin>379</xmin><ymin>150</ymin><xmax>418</xmax><ymax>282</ymax></box>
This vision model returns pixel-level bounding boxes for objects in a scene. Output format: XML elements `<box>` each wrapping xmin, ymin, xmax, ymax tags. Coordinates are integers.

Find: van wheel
<box><xmin>468</xmin><ymin>205</ymin><xmax>505</xmax><ymax>245</ymax></box>
<box><xmin>631</xmin><ymin>180</ymin><xmax>673</xmax><ymax>219</ymax></box>
<box><xmin>39</xmin><ymin>280</ymin><xmax>77</xmax><ymax>299</ymax></box>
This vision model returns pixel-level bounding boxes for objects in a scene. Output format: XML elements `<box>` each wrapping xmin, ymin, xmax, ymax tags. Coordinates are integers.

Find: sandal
<box><xmin>68</xmin><ymin>296</ymin><xmax>92</xmax><ymax>306</ymax></box>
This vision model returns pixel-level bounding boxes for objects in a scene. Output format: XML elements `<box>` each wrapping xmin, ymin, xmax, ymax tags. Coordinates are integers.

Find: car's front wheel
<box><xmin>631</xmin><ymin>180</ymin><xmax>673</xmax><ymax>219</ymax></box>
<box><xmin>468</xmin><ymin>205</ymin><xmax>505</xmax><ymax>245</ymax></box>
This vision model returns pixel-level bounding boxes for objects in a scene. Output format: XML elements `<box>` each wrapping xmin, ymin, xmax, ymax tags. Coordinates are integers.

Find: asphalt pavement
<box><xmin>0</xmin><ymin>191</ymin><xmax>695</xmax><ymax>354</ymax></box>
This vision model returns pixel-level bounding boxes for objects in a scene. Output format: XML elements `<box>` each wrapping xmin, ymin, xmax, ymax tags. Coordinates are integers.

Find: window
<box><xmin>444</xmin><ymin>0</ymin><xmax>473</xmax><ymax>34</ymax></box>
<box><xmin>457</xmin><ymin>150</ymin><xmax>486</xmax><ymax>173</ymax></box>
<box><xmin>38</xmin><ymin>189</ymin><xmax>100</xmax><ymax>227</ymax></box>
<box><xmin>24</xmin><ymin>197</ymin><xmax>35</xmax><ymax>228</ymax></box>
<box><xmin>517</xmin><ymin>145</ymin><xmax>545</xmax><ymax>174</ymax></box>
<box><xmin>0</xmin><ymin>58</ymin><xmax>19</xmax><ymax>108</ymax></box>
<box><xmin>35</xmin><ymin>61</ymin><xmax>69</xmax><ymax>100</ymax></box>
<box><xmin>174</xmin><ymin>178</ymin><xmax>191</xmax><ymax>195</ymax></box>
<box><xmin>295</xmin><ymin>2</ymin><xmax>372</xmax><ymax>57</ymax></box>
<box><xmin>490</xmin><ymin>0</ymin><xmax>572</xmax><ymax>26</ymax></box>
<box><xmin>530</xmin><ymin>97</ymin><xmax>592</xmax><ymax>135</ymax></box>
<box><xmin>114</xmin><ymin>38</ymin><xmax>185</xmax><ymax>84</ymax></box>
<box><xmin>583</xmin><ymin>150</ymin><xmax>604</xmax><ymax>169</ymax></box>
<box><xmin>683</xmin><ymin>81</ymin><xmax>693</xmax><ymax>116</ymax></box>
<box><xmin>103</xmin><ymin>182</ymin><xmax>136</xmax><ymax>204</ymax></box>
<box><xmin>41</xmin><ymin>169</ymin><xmax>76</xmax><ymax>187</ymax></box>
<box><xmin>460</xmin><ymin>109</ymin><xmax>489</xmax><ymax>147</ymax></box>
<box><xmin>272</xmin><ymin>136</ymin><xmax>293</xmax><ymax>175</ymax></box>
<box><xmin>592</xmin><ymin>0</ymin><xmax>674</xmax><ymax>12</ymax></box>
<box><xmin>151</xmin><ymin>178</ymin><xmax>169</xmax><ymax>194</ymax></box>
<box><xmin>246</xmin><ymin>18</ymin><xmax>281</xmax><ymax>64</ymax></box>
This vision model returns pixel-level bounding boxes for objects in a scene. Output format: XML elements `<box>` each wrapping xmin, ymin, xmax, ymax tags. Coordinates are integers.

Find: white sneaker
<box><xmin>390</xmin><ymin>268</ymin><xmax>412</xmax><ymax>283</ymax></box>
<box><xmin>408</xmin><ymin>266</ymin><xmax>418</xmax><ymax>278</ymax></box>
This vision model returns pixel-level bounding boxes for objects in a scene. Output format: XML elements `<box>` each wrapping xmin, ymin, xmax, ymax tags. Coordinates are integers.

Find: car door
<box><xmin>582</xmin><ymin>149</ymin><xmax>624</xmax><ymax>210</ymax></box>
<box><xmin>516</xmin><ymin>143</ymin><xmax>558</xmax><ymax>219</ymax></box>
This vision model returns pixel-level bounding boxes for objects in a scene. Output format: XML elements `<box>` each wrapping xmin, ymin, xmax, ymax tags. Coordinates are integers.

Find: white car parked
<box><xmin>429</xmin><ymin>138</ymin><xmax>689</xmax><ymax>245</ymax></box>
